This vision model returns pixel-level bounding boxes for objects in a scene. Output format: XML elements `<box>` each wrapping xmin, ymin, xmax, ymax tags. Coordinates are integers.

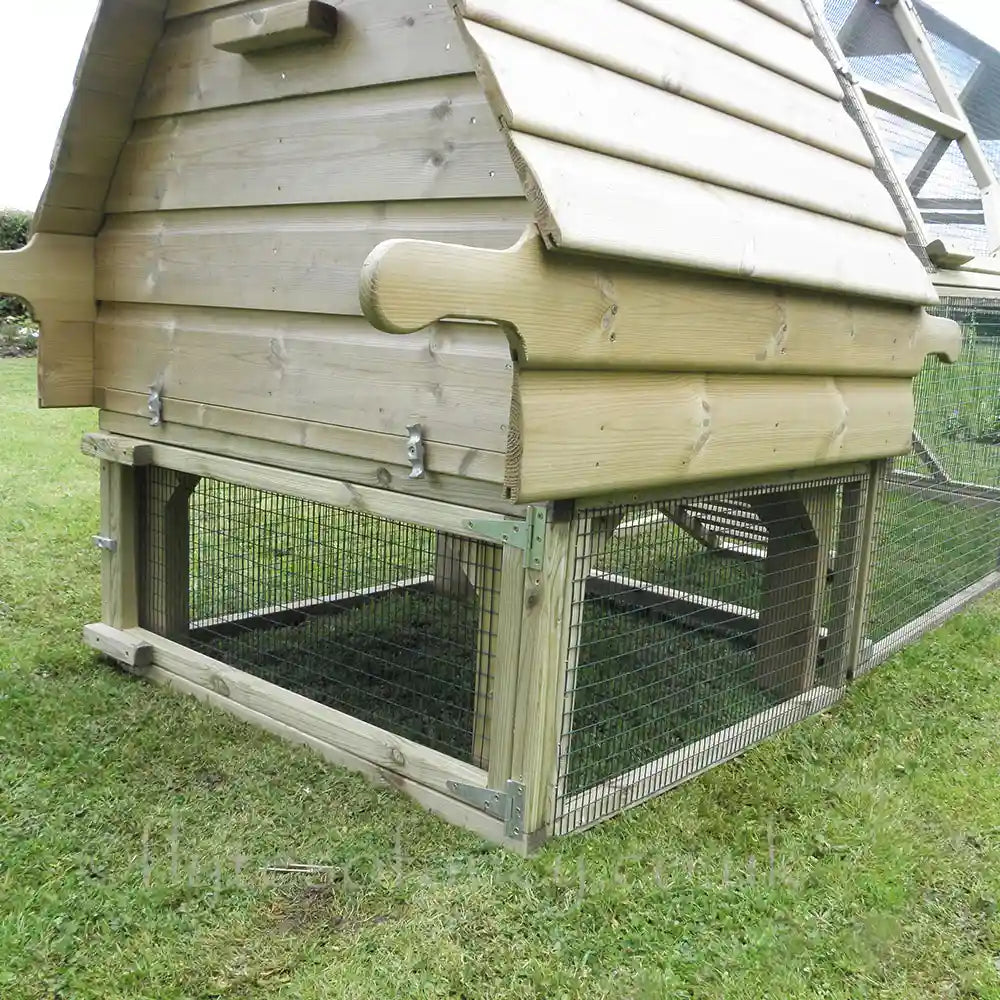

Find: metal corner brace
<box><xmin>446</xmin><ymin>779</ymin><xmax>526</xmax><ymax>839</ymax></box>
<box><xmin>464</xmin><ymin>506</ymin><xmax>547</xmax><ymax>570</ymax></box>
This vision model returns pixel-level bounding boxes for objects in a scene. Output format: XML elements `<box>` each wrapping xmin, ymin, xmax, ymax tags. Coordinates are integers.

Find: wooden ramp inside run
<box><xmin>662</xmin><ymin>499</ymin><xmax>770</xmax><ymax>559</ymax></box>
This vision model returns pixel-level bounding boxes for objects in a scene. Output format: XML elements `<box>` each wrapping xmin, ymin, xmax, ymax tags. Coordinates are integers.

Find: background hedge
<box><xmin>0</xmin><ymin>209</ymin><xmax>32</xmax><ymax>319</ymax></box>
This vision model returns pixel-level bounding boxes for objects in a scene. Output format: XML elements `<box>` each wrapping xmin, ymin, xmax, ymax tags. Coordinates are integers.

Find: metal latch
<box><xmin>92</xmin><ymin>535</ymin><xmax>118</xmax><ymax>552</ymax></box>
<box><xmin>465</xmin><ymin>506</ymin><xmax>546</xmax><ymax>570</ymax></box>
<box><xmin>148</xmin><ymin>381</ymin><xmax>163</xmax><ymax>427</ymax></box>
<box><xmin>405</xmin><ymin>423</ymin><xmax>425</xmax><ymax>479</ymax></box>
<box><xmin>446</xmin><ymin>779</ymin><xmax>525</xmax><ymax>839</ymax></box>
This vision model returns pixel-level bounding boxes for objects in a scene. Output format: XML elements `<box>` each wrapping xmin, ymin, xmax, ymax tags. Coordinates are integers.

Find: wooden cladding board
<box><xmin>98</xmin><ymin>410</ymin><xmax>513</xmax><ymax>512</ymax></box>
<box><xmin>463</xmin><ymin>22</ymin><xmax>902</xmax><ymax>234</ymax></box>
<box><xmin>510</xmin><ymin>133</ymin><xmax>936</xmax><ymax>306</ymax></box>
<box><xmin>94</xmin><ymin>303</ymin><xmax>514</xmax><ymax>453</ymax></box>
<box><xmin>619</xmin><ymin>0</ymin><xmax>839</xmax><ymax>97</ymax></box>
<box><xmin>95</xmin><ymin>200</ymin><xmax>531</xmax><ymax>314</ymax></box>
<box><xmin>509</xmin><ymin>373</ymin><xmax>916</xmax><ymax>502</ymax></box>
<box><xmin>139</xmin><ymin>0</ymin><xmax>474</xmax><ymax>118</ymax></box>
<box><xmin>360</xmin><ymin>232</ymin><xmax>961</xmax><ymax>375</ymax></box>
<box><xmin>107</xmin><ymin>75</ymin><xmax>521</xmax><ymax>212</ymax></box>
<box><xmin>98</xmin><ymin>388</ymin><xmax>507</xmax><ymax>483</ymax></box>
<box><xmin>456</xmin><ymin>0</ymin><xmax>873</xmax><ymax>166</ymax></box>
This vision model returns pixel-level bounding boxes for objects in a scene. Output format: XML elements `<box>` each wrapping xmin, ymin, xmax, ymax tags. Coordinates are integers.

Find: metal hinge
<box><xmin>465</xmin><ymin>506</ymin><xmax>546</xmax><ymax>570</ymax></box>
<box><xmin>446</xmin><ymin>779</ymin><xmax>525</xmax><ymax>839</ymax></box>
<box><xmin>92</xmin><ymin>535</ymin><xmax>118</xmax><ymax>552</ymax></box>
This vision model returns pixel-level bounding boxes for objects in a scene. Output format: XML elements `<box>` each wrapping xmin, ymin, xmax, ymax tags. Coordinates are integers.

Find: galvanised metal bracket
<box><xmin>465</xmin><ymin>506</ymin><xmax>546</xmax><ymax>570</ymax></box>
<box><xmin>92</xmin><ymin>535</ymin><xmax>118</xmax><ymax>552</ymax></box>
<box><xmin>405</xmin><ymin>423</ymin><xmax>425</xmax><ymax>479</ymax></box>
<box><xmin>446</xmin><ymin>779</ymin><xmax>526</xmax><ymax>839</ymax></box>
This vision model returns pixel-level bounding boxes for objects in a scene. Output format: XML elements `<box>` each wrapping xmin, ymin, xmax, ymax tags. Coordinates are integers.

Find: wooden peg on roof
<box><xmin>211</xmin><ymin>0</ymin><xmax>338</xmax><ymax>55</ymax></box>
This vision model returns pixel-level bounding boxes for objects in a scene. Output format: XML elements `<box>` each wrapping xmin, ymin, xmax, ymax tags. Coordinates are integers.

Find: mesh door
<box><xmin>555</xmin><ymin>474</ymin><xmax>869</xmax><ymax>835</ymax></box>
<box><xmin>140</xmin><ymin>470</ymin><xmax>502</xmax><ymax>767</ymax></box>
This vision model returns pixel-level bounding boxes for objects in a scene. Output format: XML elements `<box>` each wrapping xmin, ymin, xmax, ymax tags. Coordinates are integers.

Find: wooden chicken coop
<box><xmin>0</xmin><ymin>0</ymin><xmax>964</xmax><ymax>849</ymax></box>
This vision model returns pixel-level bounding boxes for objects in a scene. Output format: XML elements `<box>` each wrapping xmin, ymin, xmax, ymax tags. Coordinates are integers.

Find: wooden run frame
<box><xmin>79</xmin><ymin>432</ymin><xmax>889</xmax><ymax>848</ymax></box>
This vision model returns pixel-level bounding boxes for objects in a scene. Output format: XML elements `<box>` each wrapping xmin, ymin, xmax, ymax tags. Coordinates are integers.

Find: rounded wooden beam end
<box><xmin>921</xmin><ymin>314</ymin><xmax>963</xmax><ymax>364</ymax></box>
<box><xmin>358</xmin><ymin>239</ymin><xmax>443</xmax><ymax>335</ymax></box>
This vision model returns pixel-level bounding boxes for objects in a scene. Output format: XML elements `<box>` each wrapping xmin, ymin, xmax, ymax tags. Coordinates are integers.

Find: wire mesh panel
<box><xmin>140</xmin><ymin>470</ymin><xmax>501</xmax><ymax>766</ymax></box>
<box><xmin>554</xmin><ymin>475</ymin><xmax>869</xmax><ymax>835</ymax></box>
<box><xmin>865</xmin><ymin>300</ymin><xmax>1000</xmax><ymax>665</ymax></box>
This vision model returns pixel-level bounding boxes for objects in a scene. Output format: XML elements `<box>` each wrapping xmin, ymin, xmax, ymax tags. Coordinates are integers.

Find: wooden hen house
<box><xmin>1</xmin><ymin>0</ymin><xmax>962</xmax><ymax>848</ymax></box>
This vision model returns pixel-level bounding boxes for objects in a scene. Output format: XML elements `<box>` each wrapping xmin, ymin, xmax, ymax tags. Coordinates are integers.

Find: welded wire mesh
<box><xmin>864</xmin><ymin>301</ymin><xmax>1000</xmax><ymax>666</ymax></box>
<box><xmin>555</xmin><ymin>476</ymin><xmax>867</xmax><ymax>835</ymax></box>
<box><xmin>140</xmin><ymin>470</ymin><xmax>500</xmax><ymax>765</ymax></box>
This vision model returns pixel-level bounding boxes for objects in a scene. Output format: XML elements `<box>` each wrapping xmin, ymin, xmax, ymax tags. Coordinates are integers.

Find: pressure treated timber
<box><xmin>153</xmin><ymin>661</ymin><xmax>525</xmax><ymax>849</ymax></box>
<box><xmin>470</xmin><ymin>543</ymin><xmax>503</xmax><ymax>770</ymax></box>
<box><xmin>99</xmin><ymin>461</ymin><xmax>140</xmax><ymax>630</ymax></box>
<box><xmin>888</xmin><ymin>0</ymin><xmax>1000</xmax><ymax>253</ymax></box>
<box><xmin>188</xmin><ymin>576</ymin><xmax>436</xmax><ymax>638</ymax></box>
<box><xmin>619</xmin><ymin>0</ymin><xmax>841</xmax><ymax>98</ymax></box>
<box><xmin>485</xmin><ymin>544</ymin><xmax>526</xmax><ymax>789</ymax></box>
<box><xmin>125</xmin><ymin>626</ymin><xmax>489</xmax><ymax>797</ymax></box>
<box><xmin>577</xmin><ymin>462</ymin><xmax>872</xmax><ymax>511</ymax></box>
<box><xmin>587</xmin><ymin>571</ymin><xmax>761</xmax><ymax>641</ymax></box>
<box><xmin>858</xmin><ymin>80</ymin><xmax>966</xmax><ymax>139</ymax></box>
<box><xmin>94</xmin><ymin>304</ymin><xmax>514</xmax><ymax>454</ymax></box>
<box><xmin>462</xmin><ymin>23</ymin><xmax>902</xmax><ymax>234</ymax></box>
<box><xmin>98</xmin><ymin>389</ymin><xmax>506</xmax><ymax>484</ymax></box>
<box><xmin>887</xmin><ymin>471</ymin><xmax>1000</xmax><ymax>508</ymax></box>
<box><xmin>558</xmin><ymin>685</ymin><xmax>841</xmax><ymax>835</ymax></box>
<box><xmin>747</xmin><ymin>489</ymin><xmax>837</xmax><ymax>701</ymax></box>
<box><xmin>82</xmin><ymin>432</ymin><xmax>153</xmax><ymax>467</ymax></box>
<box><xmin>96</xmin><ymin>410</ymin><xmax>517</xmax><ymax>513</ymax></box>
<box><xmin>83</xmin><ymin>623</ymin><xmax>153</xmax><ymax>670</ymax></box>
<box><xmin>509</xmin><ymin>512</ymin><xmax>575</xmax><ymax>835</ymax></box>
<box><xmin>90</xmin><ymin>432</ymin><xmax>520</xmax><ymax>543</ymax></box>
<box><xmin>33</xmin><ymin>0</ymin><xmax>168</xmax><ymax>237</ymax></box>
<box><xmin>507</xmin><ymin>133</ymin><xmax>937</xmax><ymax>305</ymax></box>
<box><xmin>144</xmin><ymin>470</ymin><xmax>199</xmax><ymax>639</ymax></box>
<box><xmin>0</xmin><ymin>234</ymin><xmax>96</xmax><ymax>407</ymax></box>
<box><xmin>846</xmin><ymin>461</ymin><xmax>887</xmax><ymax>679</ymax></box>
<box><xmin>107</xmin><ymin>76</ymin><xmax>522</xmax><ymax>213</ymax></box>
<box><xmin>866</xmin><ymin>571</ymin><xmax>1000</xmax><ymax>671</ymax></box>
<box><xmin>555</xmin><ymin>512</ymin><xmax>623</xmax><ymax>808</ymax></box>
<box><xmin>508</xmin><ymin>373</ymin><xmax>916</xmax><ymax>502</ymax></box>
<box><xmin>456</xmin><ymin>0</ymin><xmax>874</xmax><ymax>166</ymax></box>
<box><xmin>821</xmin><ymin>479</ymin><xmax>867</xmax><ymax>686</ymax></box>
<box><xmin>140</xmin><ymin>0</ymin><xmax>474</xmax><ymax>118</ymax></box>
<box><xmin>211</xmin><ymin>0</ymin><xmax>337</xmax><ymax>53</ymax></box>
<box><xmin>95</xmin><ymin>201</ymin><xmax>531</xmax><ymax>317</ymax></box>
<box><xmin>361</xmin><ymin>231</ymin><xmax>960</xmax><ymax>374</ymax></box>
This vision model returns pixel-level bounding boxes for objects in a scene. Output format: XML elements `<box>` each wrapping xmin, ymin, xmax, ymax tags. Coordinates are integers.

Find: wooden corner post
<box><xmin>143</xmin><ymin>470</ymin><xmax>200</xmax><ymax>641</ymax></box>
<box><xmin>506</xmin><ymin>504</ymin><xmax>578</xmax><ymax>841</ymax></box>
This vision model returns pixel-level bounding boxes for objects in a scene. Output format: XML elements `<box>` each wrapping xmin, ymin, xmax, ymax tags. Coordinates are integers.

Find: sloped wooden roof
<box><xmin>35</xmin><ymin>0</ymin><xmax>938</xmax><ymax>307</ymax></box>
<box><xmin>455</xmin><ymin>0</ymin><xmax>938</xmax><ymax>305</ymax></box>
<box><xmin>33</xmin><ymin>0</ymin><xmax>168</xmax><ymax>237</ymax></box>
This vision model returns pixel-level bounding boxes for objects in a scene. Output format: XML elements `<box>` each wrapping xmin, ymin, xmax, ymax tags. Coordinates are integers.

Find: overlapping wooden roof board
<box><xmin>453</xmin><ymin>0</ymin><xmax>938</xmax><ymax>306</ymax></box>
<box><xmin>32</xmin><ymin>0</ymin><xmax>169</xmax><ymax>237</ymax></box>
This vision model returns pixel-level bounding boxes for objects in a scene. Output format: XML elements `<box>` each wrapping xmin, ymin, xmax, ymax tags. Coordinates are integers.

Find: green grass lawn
<box><xmin>5</xmin><ymin>357</ymin><xmax>1000</xmax><ymax>999</ymax></box>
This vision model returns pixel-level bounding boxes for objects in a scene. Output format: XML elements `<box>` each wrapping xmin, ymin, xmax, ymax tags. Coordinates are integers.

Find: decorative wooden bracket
<box><xmin>211</xmin><ymin>0</ymin><xmax>338</xmax><ymax>54</ymax></box>
<box><xmin>359</xmin><ymin>228</ymin><xmax>962</xmax><ymax>375</ymax></box>
<box><xmin>0</xmin><ymin>233</ymin><xmax>96</xmax><ymax>407</ymax></box>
